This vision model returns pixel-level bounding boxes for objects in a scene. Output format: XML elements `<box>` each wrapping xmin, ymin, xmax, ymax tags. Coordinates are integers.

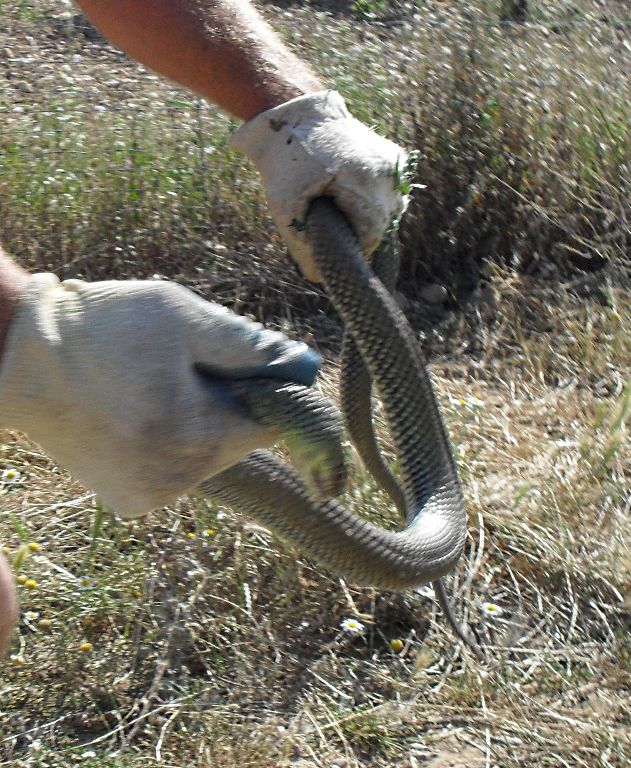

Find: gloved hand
<box><xmin>0</xmin><ymin>274</ymin><xmax>321</xmax><ymax>518</ymax></box>
<box><xmin>231</xmin><ymin>90</ymin><xmax>409</xmax><ymax>282</ymax></box>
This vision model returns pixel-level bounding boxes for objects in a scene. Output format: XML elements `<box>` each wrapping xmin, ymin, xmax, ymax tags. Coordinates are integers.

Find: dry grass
<box><xmin>1</xmin><ymin>294</ymin><xmax>628</xmax><ymax>766</ymax></box>
<box><xmin>1</xmin><ymin>1</ymin><xmax>630</xmax><ymax>766</ymax></box>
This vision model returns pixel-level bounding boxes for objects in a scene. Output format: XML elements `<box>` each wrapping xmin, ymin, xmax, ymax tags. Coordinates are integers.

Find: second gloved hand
<box><xmin>0</xmin><ymin>275</ymin><xmax>321</xmax><ymax>518</ymax></box>
<box><xmin>231</xmin><ymin>91</ymin><xmax>410</xmax><ymax>282</ymax></box>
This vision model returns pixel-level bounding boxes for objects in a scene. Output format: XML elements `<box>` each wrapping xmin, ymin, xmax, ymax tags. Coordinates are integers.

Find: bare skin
<box><xmin>0</xmin><ymin>251</ymin><xmax>29</xmax><ymax>655</ymax></box>
<box><xmin>0</xmin><ymin>0</ymin><xmax>324</xmax><ymax>655</ymax></box>
<box><xmin>0</xmin><ymin>252</ymin><xmax>30</xmax><ymax>361</ymax></box>
<box><xmin>74</xmin><ymin>0</ymin><xmax>324</xmax><ymax>120</ymax></box>
<box><xmin>0</xmin><ymin>552</ymin><xmax>18</xmax><ymax>657</ymax></box>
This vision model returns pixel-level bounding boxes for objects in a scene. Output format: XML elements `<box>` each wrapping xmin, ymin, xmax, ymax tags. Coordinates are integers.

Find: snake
<box><xmin>200</xmin><ymin>199</ymin><xmax>474</xmax><ymax>647</ymax></box>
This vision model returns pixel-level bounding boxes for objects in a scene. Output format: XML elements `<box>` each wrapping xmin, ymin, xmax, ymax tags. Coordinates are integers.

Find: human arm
<box><xmin>74</xmin><ymin>0</ymin><xmax>409</xmax><ymax>281</ymax></box>
<box><xmin>0</xmin><ymin>264</ymin><xmax>321</xmax><ymax>519</ymax></box>
<box><xmin>0</xmin><ymin>251</ymin><xmax>30</xmax><ymax>362</ymax></box>
<box><xmin>0</xmin><ymin>250</ymin><xmax>321</xmax><ymax>657</ymax></box>
<box><xmin>0</xmin><ymin>254</ymin><xmax>25</xmax><ymax>656</ymax></box>
<box><xmin>0</xmin><ymin>550</ymin><xmax>17</xmax><ymax>657</ymax></box>
<box><xmin>74</xmin><ymin>0</ymin><xmax>323</xmax><ymax>120</ymax></box>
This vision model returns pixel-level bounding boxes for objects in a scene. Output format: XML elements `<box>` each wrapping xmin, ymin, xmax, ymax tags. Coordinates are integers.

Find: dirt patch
<box><xmin>425</xmin><ymin>744</ymin><xmax>487</xmax><ymax>768</ymax></box>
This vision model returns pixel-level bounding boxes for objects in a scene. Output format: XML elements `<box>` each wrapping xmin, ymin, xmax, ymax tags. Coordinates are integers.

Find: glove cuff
<box><xmin>0</xmin><ymin>273</ymin><xmax>62</xmax><ymax>431</ymax></box>
<box><xmin>231</xmin><ymin>90</ymin><xmax>349</xmax><ymax>163</ymax></box>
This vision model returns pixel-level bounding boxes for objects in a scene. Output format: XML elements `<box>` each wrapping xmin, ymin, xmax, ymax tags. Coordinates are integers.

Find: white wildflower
<box><xmin>1</xmin><ymin>468</ymin><xmax>22</xmax><ymax>484</ymax></box>
<box><xmin>340</xmin><ymin>617</ymin><xmax>365</xmax><ymax>635</ymax></box>
<box><xmin>481</xmin><ymin>602</ymin><xmax>504</xmax><ymax>617</ymax></box>
<box><xmin>78</xmin><ymin>575</ymin><xmax>94</xmax><ymax>590</ymax></box>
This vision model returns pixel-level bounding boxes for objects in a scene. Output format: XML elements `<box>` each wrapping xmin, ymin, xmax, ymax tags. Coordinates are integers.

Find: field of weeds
<box><xmin>0</xmin><ymin>1</ymin><xmax>630</xmax><ymax>766</ymax></box>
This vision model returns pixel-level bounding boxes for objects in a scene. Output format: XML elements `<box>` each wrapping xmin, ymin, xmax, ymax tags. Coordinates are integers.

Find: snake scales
<box><xmin>201</xmin><ymin>199</ymin><xmax>472</xmax><ymax>643</ymax></box>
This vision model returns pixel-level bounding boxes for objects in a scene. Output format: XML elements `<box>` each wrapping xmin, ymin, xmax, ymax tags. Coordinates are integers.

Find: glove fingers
<box><xmin>188</xmin><ymin>297</ymin><xmax>321</xmax><ymax>385</ymax></box>
<box><xmin>0</xmin><ymin>275</ymin><xmax>320</xmax><ymax>520</ymax></box>
<box><xmin>230</xmin><ymin>90</ymin><xmax>409</xmax><ymax>282</ymax></box>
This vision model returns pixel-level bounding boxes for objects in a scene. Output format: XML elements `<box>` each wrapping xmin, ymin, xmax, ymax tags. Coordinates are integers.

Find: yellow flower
<box><xmin>16</xmin><ymin>574</ymin><xmax>28</xmax><ymax>585</ymax></box>
<box><xmin>24</xmin><ymin>579</ymin><xmax>38</xmax><ymax>590</ymax></box>
<box><xmin>79</xmin><ymin>642</ymin><xmax>93</xmax><ymax>654</ymax></box>
<box><xmin>38</xmin><ymin>618</ymin><xmax>53</xmax><ymax>631</ymax></box>
<box><xmin>10</xmin><ymin>654</ymin><xmax>26</xmax><ymax>666</ymax></box>
<box><xmin>27</xmin><ymin>542</ymin><xmax>40</xmax><ymax>553</ymax></box>
<box><xmin>203</xmin><ymin>528</ymin><xmax>217</xmax><ymax>537</ymax></box>
<box><xmin>389</xmin><ymin>638</ymin><xmax>404</xmax><ymax>653</ymax></box>
<box><xmin>186</xmin><ymin>532</ymin><xmax>196</xmax><ymax>539</ymax></box>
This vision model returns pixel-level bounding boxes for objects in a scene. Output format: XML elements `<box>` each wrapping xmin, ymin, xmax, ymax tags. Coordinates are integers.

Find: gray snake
<box><xmin>201</xmin><ymin>200</ymin><xmax>472</xmax><ymax>642</ymax></box>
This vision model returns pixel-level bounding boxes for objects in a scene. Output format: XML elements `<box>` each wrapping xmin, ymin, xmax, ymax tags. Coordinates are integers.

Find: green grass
<box><xmin>2</xmin><ymin>1</ymin><xmax>628</xmax><ymax>322</ymax></box>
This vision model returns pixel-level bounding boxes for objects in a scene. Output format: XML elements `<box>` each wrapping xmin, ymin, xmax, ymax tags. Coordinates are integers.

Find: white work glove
<box><xmin>231</xmin><ymin>90</ymin><xmax>409</xmax><ymax>282</ymax></box>
<box><xmin>0</xmin><ymin>274</ymin><xmax>321</xmax><ymax>518</ymax></box>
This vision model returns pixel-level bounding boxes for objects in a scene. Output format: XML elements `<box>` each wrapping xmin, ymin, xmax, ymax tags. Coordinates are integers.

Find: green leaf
<box><xmin>8</xmin><ymin>512</ymin><xmax>29</xmax><ymax>541</ymax></box>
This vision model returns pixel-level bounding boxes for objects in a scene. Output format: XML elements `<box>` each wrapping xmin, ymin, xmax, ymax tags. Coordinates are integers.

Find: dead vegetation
<box><xmin>0</xmin><ymin>1</ymin><xmax>629</xmax><ymax>766</ymax></box>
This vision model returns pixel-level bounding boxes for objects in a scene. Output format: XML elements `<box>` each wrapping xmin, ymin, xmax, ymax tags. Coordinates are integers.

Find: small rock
<box><xmin>420</xmin><ymin>283</ymin><xmax>448</xmax><ymax>305</ymax></box>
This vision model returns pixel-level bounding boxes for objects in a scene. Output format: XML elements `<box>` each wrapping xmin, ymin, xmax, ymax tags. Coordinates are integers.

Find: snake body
<box><xmin>339</xmin><ymin>231</ymin><xmax>407</xmax><ymax>518</ymax></box>
<box><xmin>338</xmin><ymin>231</ymin><xmax>476</xmax><ymax>649</ymax></box>
<box><xmin>201</xmin><ymin>200</ymin><xmax>468</xmax><ymax>596</ymax></box>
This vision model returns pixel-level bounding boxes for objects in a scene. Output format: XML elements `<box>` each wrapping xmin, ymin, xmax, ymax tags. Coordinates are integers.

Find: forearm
<box><xmin>0</xmin><ymin>250</ymin><xmax>30</xmax><ymax>363</ymax></box>
<box><xmin>0</xmin><ymin>551</ymin><xmax>18</xmax><ymax>657</ymax></box>
<box><xmin>74</xmin><ymin>0</ymin><xmax>323</xmax><ymax>119</ymax></box>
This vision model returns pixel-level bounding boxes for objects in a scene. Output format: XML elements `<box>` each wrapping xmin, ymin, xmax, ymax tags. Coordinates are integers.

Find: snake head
<box><xmin>284</xmin><ymin>431</ymin><xmax>348</xmax><ymax>499</ymax></box>
<box><xmin>209</xmin><ymin>377</ymin><xmax>348</xmax><ymax>500</ymax></box>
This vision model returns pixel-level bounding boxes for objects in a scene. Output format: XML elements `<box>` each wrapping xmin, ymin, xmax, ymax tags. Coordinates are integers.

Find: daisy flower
<box><xmin>481</xmin><ymin>601</ymin><xmax>503</xmax><ymax>617</ymax></box>
<box><xmin>78</xmin><ymin>575</ymin><xmax>94</xmax><ymax>590</ymax></box>
<box><xmin>340</xmin><ymin>617</ymin><xmax>365</xmax><ymax>635</ymax></box>
<box><xmin>1</xmin><ymin>468</ymin><xmax>22</xmax><ymax>484</ymax></box>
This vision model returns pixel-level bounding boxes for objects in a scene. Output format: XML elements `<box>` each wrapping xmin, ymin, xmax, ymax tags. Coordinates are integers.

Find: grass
<box><xmin>1</xmin><ymin>0</ymin><xmax>630</xmax><ymax>766</ymax></box>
